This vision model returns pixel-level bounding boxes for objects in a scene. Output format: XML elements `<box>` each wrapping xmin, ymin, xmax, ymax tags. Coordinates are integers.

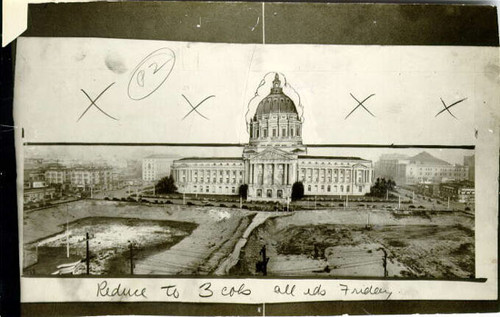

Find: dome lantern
<box><xmin>254</xmin><ymin>73</ymin><xmax>299</xmax><ymax>118</ymax></box>
<box><xmin>271</xmin><ymin>73</ymin><xmax>282</xmax><ymax>94</ymax></box>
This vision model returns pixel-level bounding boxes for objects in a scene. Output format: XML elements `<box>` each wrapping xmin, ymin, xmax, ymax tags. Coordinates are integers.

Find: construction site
<box><xmin>22</xmin><ymin>197</ymin><xmax>474</xmax><ymax>279</ymax></box>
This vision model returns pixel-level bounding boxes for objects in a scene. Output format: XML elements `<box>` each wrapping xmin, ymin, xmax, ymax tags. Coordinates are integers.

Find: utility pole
<box><xmin>398</xmin><ymin>195</ymin><xmax>401</xmax><ymax>210</ymax></box>
<box><xmin>129</xmin><ymin>243</ymin><xmax>134</xmax><ymax>275</ymax></box>
<box><xmin>257</xmin><ymin>245</ymin><xmax>269</xmax><ymax>276</ymax></box>
<box><xmin>346</xmin><ymin>193</ymin><xmax>349</xmax><ymax>208</ymax></box>
<box><xmin>379</xmin><ymin>248</ymin><xmax>388</xmax><ymax>277</ymax></box>
<box><xmin>240</xmin><ymin>195</ymin><xmax>243</xmax><ymax>209</ymax></box>
<box><xmin>183</xmin><ymin>192</ymin><xmax>186</xmax><ymax>205</ymax></box>
<box><xmin>86</xmin><ymin>232</ymin><xmax>90</xmax><ymax>275</ymax></box>
<box><xmin>412</xmin><ymin>191</ymin><xmax>415</xmax><ymax>204</ymax></box>
<box><xmin>386</xmin><ymin>189</ymin><xmax>389</xmax><ymax>200</ymax></box>
<box><xmin>66</xmin><ymin>205</ymin><xmax>70</xmax><ymax>258</ymax></box>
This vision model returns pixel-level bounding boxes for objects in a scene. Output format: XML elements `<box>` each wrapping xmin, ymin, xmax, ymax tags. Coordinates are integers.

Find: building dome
<box><xmin>254</xmin><ymin>74</ymin><xmax>298</xmax><ymax>118</ymax></box>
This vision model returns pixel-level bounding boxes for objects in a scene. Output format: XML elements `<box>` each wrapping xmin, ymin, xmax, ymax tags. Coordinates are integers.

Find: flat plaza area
<box><xmin>22</xmin><ymin>198</ymin><xmax>474</xmax><ymax>279</ymax></box>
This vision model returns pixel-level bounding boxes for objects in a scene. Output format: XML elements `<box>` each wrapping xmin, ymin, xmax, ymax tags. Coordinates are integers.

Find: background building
<box><xmin>142</xmin><ymin>155</ymin><xmax>175</xmax><ymax>181</ymax></box>
<box><xmin>172</xmin><ymin>74</ymin><xmax>373</xmax><ymax>201</ymax></box>
<box><xmin>68</xmin><ymin>165</ymin><xmax>114</xmax><ymax>191</ymax></box>
<box><xmin>440</xmin><ymin>181</ymin><xmax>475</xmax><ymax>204</ymax></box>
<box><xmin>375</xmin><ymin>151</ymin><xmax>469</xmax><ymax>185</ymax></box>
<box><xmin>24</xmin><ymin>165</ymin><xmax>58</xmax><ymax>205</ymax></box>
<box><xmin>463</xmin><ymin>155</ymin><xmax>475</xmax><ymax>182</ymax></box>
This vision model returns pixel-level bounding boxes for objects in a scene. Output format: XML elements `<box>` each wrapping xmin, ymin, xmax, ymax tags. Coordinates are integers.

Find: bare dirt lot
<box><xmin>232</xmin><ymin>209</ymin><xmax>474</xmax><ymax>278</ymax></box>
<box><xmin>23</xmin><ymin>200</ymin><xmax>258</xmax><ymax>275</ymax></box>
<box><xmin>23</xmin><ymin>200</ymin><xmax>474</xmax><ymax>278</ymax></box>
<box><xmin>25</xmin><ymin>217</ymin><xmax>196</xmax><ymax>275</ymax></box>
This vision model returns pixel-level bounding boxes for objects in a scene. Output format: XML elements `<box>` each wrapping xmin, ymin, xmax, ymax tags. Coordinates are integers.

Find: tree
<box><xmin>238</xmin><ymin>184</ymin><xmax>248</xmax><ymax>200</ymax></box>
<box><xmin>368</xmin><ymin>177</ymin><xmax>397</xmax><ymax>198</ymax></box>
<box><xmin>155</xmin><ymin>175</ymin><xmax>177</xmax><ymax>194</ymax></box>
<box><xmin>291</xmin><ymin>181</ymin><xmax>305</xmax><ymax>201</ymax></box>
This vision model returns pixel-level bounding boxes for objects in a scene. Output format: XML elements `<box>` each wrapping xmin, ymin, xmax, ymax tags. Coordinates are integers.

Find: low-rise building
<box><xmin>440</xmin><ymin>181</ymin><xmax>475</xmax><ymax>204</ymax></box>
<box><xmin>24</xmin><ymin>187</ymin><xmax>56</xmax><ymax>204</ymax></box>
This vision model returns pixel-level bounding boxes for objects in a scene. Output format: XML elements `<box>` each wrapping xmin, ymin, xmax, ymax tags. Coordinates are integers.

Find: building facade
<box><xmin>463</xmin><ymin>155</ymin><xmax>475</xmax><ymax>182</ymax></box>
<box><xmin>142</xmin><ymin>155</ymin><xmax>175</xmax><ymax>181</ymax></box>
<box><xmin>172</xmin><ymin>74</ymin><xmax>373</xmax><ymax>201</ymax></box>
<box><xmin>44</xmin><ymin>164</ymin><xmax>114</xmax><ymax>191</ymax></box>
<box><xmin>440</xmin><ymin>181</ymin><xmax>475</xmax><ymax>204</ymax></box>
<box><xmin>376</xmin><ymin>152</ymin><xmax>469</xmax><ymax>185</ymax></box>
<box><xmin>23</xmin><ymin>187</ymin><xmax>56</xmax><ymax>204</ymax></box>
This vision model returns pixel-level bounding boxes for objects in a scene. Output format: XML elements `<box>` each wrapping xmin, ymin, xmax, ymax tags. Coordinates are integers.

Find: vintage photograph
<box><xmin>21</xmin><ymin>73</ymin><xmax>476</xmax><ymax>279</ymax></box>
<box><xmin>14</xmin><ymin>35</ymin><xmax>498</xmax><ymax>306</ymax></box>
<box><xmin>5</xmin><ymin>2</ymin><xmax>498</xmax><ymax>314</ymax></box>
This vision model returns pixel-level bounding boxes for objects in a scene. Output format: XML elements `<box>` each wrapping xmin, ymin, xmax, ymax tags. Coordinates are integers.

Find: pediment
<box><xmin>250</xmin><ymin>148</ymin><xmax>296</xmax><ymax>161</ymax></box>
<box><xmin>353</xmin><ymin>163</ymin><xmax>370</xmax><ymax>169</ymax></box>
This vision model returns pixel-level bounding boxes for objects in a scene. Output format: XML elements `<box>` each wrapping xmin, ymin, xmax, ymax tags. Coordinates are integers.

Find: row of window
<box><xmin>251</xmin><ymin>126</ymin><xmax>301</xmax><ymax>138</ymax></box>
<box><xmin>191</xmin><ymin>185</ymin><xmax>237</xmax><ymax>194</ymax></box>
<box><xmin>305</xmin><ymin>184</ymin><xmax>364</xmax><ymax>193</ymax></box>
<box><xmin>300</xmin><ymin>162</ymin><xmax>357</xmax><ymax>166</ymax></box>
<box><xmin>255</xmin><ymin>188</ymin><xmax>284</xmax><ymax>198</ymax></box>
<box><xmin>179</xmin><ymin>163</ymin><xmax>243</xmax><ymax>167</ymax></box>
<box><xmin>300</xmin><ymin>169</ymin><xmax>371</xmax><ymax>184</ymax></box>
<box><xmin>413</xmin><ymin>172</ymin><xmax>467</xmax><ymax>177</ymax></box>
<box><xmin>182</xmin><ymin>177</ymin><xmax>243</xmax><ymax>185</ymax></box>
<box><xmin>176</xmin><ymin>169</ymin><xmax>243</xmax><ymax>180</ymax></box>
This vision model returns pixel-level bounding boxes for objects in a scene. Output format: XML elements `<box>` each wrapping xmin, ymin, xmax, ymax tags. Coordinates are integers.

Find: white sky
<box><xmin>14</xmin><ymin>37</ymin><xmax>499</xmax><ymax>145</ymax></box>
<box><xmin>24</xmin><ymin>145</ymin><xmax>473</xmax><ymax>166</ymax></box>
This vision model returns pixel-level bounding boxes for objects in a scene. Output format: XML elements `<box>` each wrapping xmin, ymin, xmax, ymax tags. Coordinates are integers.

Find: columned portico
<box><xmin>244</xmin><ymin>147</ymin><xmax>298</xmax><ymax>202</ymax></box>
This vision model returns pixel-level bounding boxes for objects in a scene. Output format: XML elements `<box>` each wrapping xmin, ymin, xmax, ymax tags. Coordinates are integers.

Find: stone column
<box><xmin>250</xmin><ymin>164</ymin><xmax>254</xmax><ymax>184</ymax></box>
<box><xmin>283</xmin><ymin>164</ymin><xmax>287</xmax><ymax>185</ymax></box>
<box><xmin>272</xmin><ymin>164</ymin><xmax>276</xmax><ymax>185</ymax></box>
<box><xmin>285</xmin><ymin>163</ymin><xmax>289</xmax><ymax>185</ymax></box>
<box><xmin>261</xmin><ymin>163</ymin><xmax>265</xmax><ymax>185</ymax></box>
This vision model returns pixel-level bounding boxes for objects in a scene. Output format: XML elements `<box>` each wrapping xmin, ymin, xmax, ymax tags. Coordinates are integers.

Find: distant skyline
<box><xmin>24</xmin><ymin>145</ymin><xmax>474</xmax><ymax>167</ymax></box>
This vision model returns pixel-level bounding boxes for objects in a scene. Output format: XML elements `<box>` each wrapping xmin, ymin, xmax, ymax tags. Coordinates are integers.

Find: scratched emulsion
<box><xmin>104</xmin><ymin>52</ymin><xmax>128</xmax><ymax>74</ymax></box>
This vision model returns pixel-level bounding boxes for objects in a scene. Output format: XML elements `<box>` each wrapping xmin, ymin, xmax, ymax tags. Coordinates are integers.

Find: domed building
<box><xmin>248</xmin><ymin>74</ymin><xmax>304</xmax><ymax>148</ymax></box>
<box><xmin>172</xmin><ymin>73</ymin><xmax>373</xmax><ymax>202</ymax></box>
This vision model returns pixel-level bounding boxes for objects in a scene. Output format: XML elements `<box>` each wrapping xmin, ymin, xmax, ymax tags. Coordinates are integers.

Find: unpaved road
<box><xmin>214</xmin><ymin>212</ymin><xmax>283</xmax><ymax>275</ymax></box>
